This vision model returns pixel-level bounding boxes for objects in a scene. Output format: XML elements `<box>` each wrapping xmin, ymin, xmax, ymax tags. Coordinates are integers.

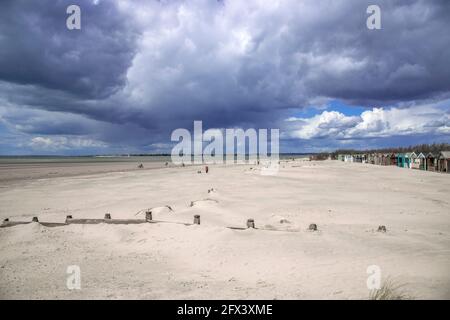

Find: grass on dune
<box><xmin>369</xmin><ymin>278</ymin><xmax>413</xmax><ymax>300</ymax></box>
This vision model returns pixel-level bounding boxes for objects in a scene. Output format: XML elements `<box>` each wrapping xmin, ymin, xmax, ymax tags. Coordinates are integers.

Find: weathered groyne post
<box><xmin>194</xmin><ymin>215</ymin><xmax>201</xmax><ymax>225</ymax></box>
<box><xmin>104</xmin><ymin>213</ymin><xmax>111</xmax><ymax>220</ymax></box>
<box><xmin>32</xmin><ymin>217</ymin><xmax>39</xmax><ymax>222</ymax></box>
<box><xmin>145</xmin><ymin>210</ymin><xmax>152</xmax><ymax>221</ymax></box>
<box><xmin>308</xmin><ymin>223</ymin><xmax>317</xmax><ymax>231</ymax></box>
<box><xmin>247</xmin><ymin>218</ymin><xmax>255</xmax><ymax>229</ymax></box>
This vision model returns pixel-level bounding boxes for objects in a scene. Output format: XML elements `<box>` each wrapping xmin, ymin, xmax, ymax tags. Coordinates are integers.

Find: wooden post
<box><xmin>3</xmin><ymin>218</ymin><xmax>9</xmax><ymax>223</ymax></box>
<box><xmin>104</xmin><ymin>213</ymin><xmax>111</xmax><ymax>220</ymax></box>
<box><xmin>377</xmin><ymin>225</ymin><xmax>387</xmax><ymax>232</ymax></box>
<box><xmin>145</xmin><ymin>210</ymin><xmax>152</xmax><ymax>221</ymax></box>
<box><xmin>194</xmin><ymin>215</ymin><xmax>200</xmax><ymax>225</ymax></box>
<box><xmin>308</xmin><ymin>223</ymin><xmax>317</xmax><ymax>231</ymax></box>
<box><xmin>32</xmin><ymin>217</ymin><xmax>39</xmax><ymax>222</ymax></box>
<box><xmin>66</xmin><ymin>215</ymin><xmax>73</xmax><ymax>220</ymax></box>
<box><xmin>247</xmin><ymin>218</ymin><xmax>255</xmax><ymax>228</ymax></box>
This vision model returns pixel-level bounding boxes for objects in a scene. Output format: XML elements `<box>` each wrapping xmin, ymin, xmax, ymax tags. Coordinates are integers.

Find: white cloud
<box><xmin>28</xmin><ymin>136</ymin><xmax>108</xmax><ymax>151</ymax></box>
<box><xmin>287</xmin><ymin>111</ymin><xmax>361</xmax><ymax>139</ymax></box>
<box><xmin>287</xmin><ymin>101</ymin><xmax>450</xmax><ymax>140</ymax></box>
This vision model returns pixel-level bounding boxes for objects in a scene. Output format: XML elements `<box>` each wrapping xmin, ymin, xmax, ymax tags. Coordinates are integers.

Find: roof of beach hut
<box><xmin>439</xmin><ymin>151</ymin><xmax>450</xmax><ymax>159</ymax></box>
<box><xmin>417</xmin><ymin>152</ymin><xmax>426</xmax><ymax>158</ymax></box>
<box><xmin>426</xmin><ymin>152</ymin><xmax>438</xmax><ymax>158</ymax></box>
<box><xmin>409</xmin><ymin>151</ymin><xmax>418</xmax><ymax>158</ymax></box>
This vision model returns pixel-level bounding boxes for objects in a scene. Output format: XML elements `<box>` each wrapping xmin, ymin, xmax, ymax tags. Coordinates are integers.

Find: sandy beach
<box><xmin>0</xmin><ymin>159</ymin><xmax>449</xmax><ymax>299</ymax></box>
<box><xmin>0</xmin><ymin>156</ymin><xmax>171</xmax><ymax>184</ymax></box>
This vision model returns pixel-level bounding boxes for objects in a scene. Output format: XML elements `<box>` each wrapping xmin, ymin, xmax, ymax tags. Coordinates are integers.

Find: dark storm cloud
<box><xmin>0</xmin><ymin>0</ymin><xmax>449</xmax><ymax>153</ymax></box>
<box><xmin>0</xmin><ymin>0</ymin><xmax>138</xmax><ymax>99</ymax></box>
<box><xmin>302</xmin><ymin>0</ymin><xmax>450</xmax><ymax>105</ymax></box>
<box><xmin>107</xmin><ymin>0</ymin><xmax>450</xmax><ymax>125</ymax></box>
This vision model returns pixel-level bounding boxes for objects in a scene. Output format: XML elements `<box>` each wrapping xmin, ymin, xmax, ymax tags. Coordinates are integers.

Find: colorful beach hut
<box><xmin>409</xmin><ymin>152</ymin><xmax>419</xmax><ymax>169</ymax></box>
<box><xmin>397</xmin><ymin>153</ymin><xmax>405</xmax><ymax>168</ymax></box>
<box><xmin>397</xmin><ymin>153</ymin><xmax>412</xmax><ymax>168</ymax></box>
<box><xmin>417</xmin><ymin>152</ymin><xmax>426</xmax><ymax>170</ymax></box>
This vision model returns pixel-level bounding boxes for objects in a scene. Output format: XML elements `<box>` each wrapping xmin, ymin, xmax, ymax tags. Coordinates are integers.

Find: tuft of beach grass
<box><xmin>369</xmin><ymin>278</ymin><xmax>413</xmax><ymax>300</ymax></box>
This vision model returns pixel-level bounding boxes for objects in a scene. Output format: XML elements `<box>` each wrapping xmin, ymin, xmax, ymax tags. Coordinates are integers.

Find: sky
<box><xmin>0</xmin><ymin>0</ymin><xmax>449</xmax><ymax>155</ymax></box>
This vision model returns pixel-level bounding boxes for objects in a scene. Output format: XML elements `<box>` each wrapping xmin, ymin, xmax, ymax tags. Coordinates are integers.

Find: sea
<box><xmin>0</xmin><ymin>154</ymin><xmax>311</xmax><ymax>165</ymax></box>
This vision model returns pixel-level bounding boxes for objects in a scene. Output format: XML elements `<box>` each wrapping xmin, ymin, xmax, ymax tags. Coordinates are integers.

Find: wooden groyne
<box><xmin>0</xmin><ymin>216</ymin><xmax>337</xmax><ymax>234</ymax></box>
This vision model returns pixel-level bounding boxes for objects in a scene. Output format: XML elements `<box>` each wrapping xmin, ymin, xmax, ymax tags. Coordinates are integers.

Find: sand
<box><xmin>0</xmin><ymin>159</ymin><xmax>449</xmax><ymax>299</ymax></box>
<box><xmin>0</xmin><ymin>157</ymin><xmax>170</xmax><ymax>183</ymax></box>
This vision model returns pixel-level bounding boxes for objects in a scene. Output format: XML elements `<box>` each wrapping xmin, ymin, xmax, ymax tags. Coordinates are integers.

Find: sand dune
<box><xmin>0</xmin><ymin>160</ymin><xmax>449</xmax><ymax>299</ymax></box>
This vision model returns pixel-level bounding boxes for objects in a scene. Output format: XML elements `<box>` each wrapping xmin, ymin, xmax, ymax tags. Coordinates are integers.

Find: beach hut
<box><xmin>387</xmin><ymin>153</ymin><xmax>395</xmax><ymax>165</ymax></box>
<box><xmin>362</xmin><ymin>153</ymin><xmax>368</xmax><ymax>163</ymax></box>
<box><xmin>397</xmin><ymin>153</ymin><xmax>405</xmax><ymax>168</ymax></box>
<box><xmin>344</xmin><ymin>154</ymin><xmax>353</xmax><ymax>162</ymax></box>
<box><xmin>406</xmin><ymin>153</ymin><xmax>412</xmax><ymax>168</ymax></box>
<box><xmin>390</xmin><ymin>153</ymin><xmax>397</xmax><ymax>166</ymax></box>
<box><xmin>397</xmin><ymin>153</ymin><xmax>402</xmax><ymax>167</ymax></box>
<box><xmin>417</xmin><ymin>152</ymin><xmax>426</xmax><ymax>170</ymax></box>
<box><xmin>438</xmin><ymin>151</ymin><xmax>450</xmax><ymax>173</ymax></box>
<box><xmin>381</xmin><ymin>153</ymin><xmax>391</xmax><ymax>166</ymax></box>
<box><xmin>337</xmin><ymin>154</ymin><xmax>345</xmax><ymax>161</ymax></box>
<box><xmin>374</xmin><ymin>153</ymin><xmax>383</xmax><ymax>165</ymax></box>
<box><xmin>409</xmin><ymin>152</ymin><xmax>419</xmax><ymax>169</ymax></box>
<box><xmin>398</xmin><ymin>153</ymin><xmax>412</xmax><ymax>168</ymax></box>
<box><xmin>380</xmin><ymin>154</ymin><xmax>386</xmax><ymax>165</ymax></box>
<box><xmin>360</xmin><ymin>153</ymin><xmax>367</xmax><ymax>163</ymax></box>
<box><xmin>354</xmin><ymin>154</ymin><xmax>363</xmax><ymax>163</ymax></box>
<box><xmin>426</xmin><ymin>152</ymin><xmax>438</xmax><ymax>172</ymax></box>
